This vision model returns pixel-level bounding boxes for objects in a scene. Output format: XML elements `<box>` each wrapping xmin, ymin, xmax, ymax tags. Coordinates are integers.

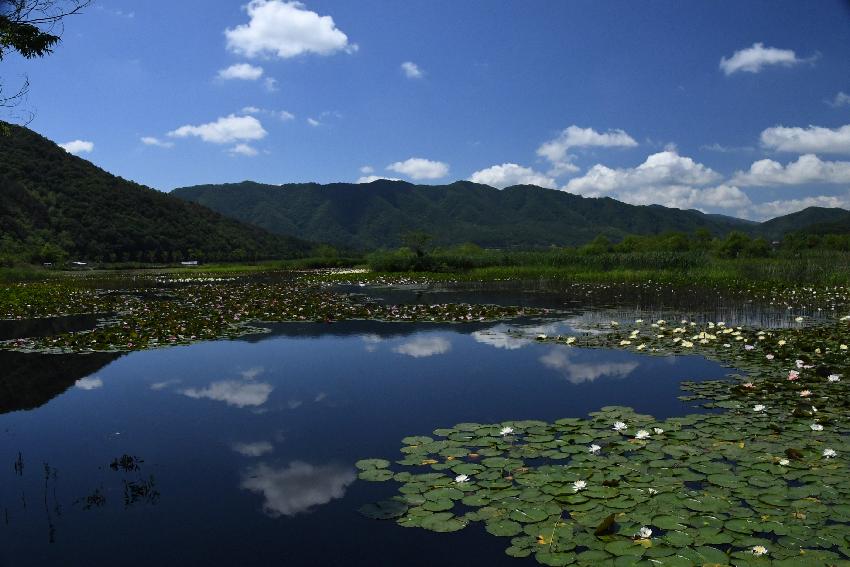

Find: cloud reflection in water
<box><xmin>392</xmin><ymin>336</ymin><xmax>451</xmax><ymax>358</ymax></box>
<box><xmin>539</xmin><ymin>348</ymin><xmax>639</xmax><ymax>384</ymax></box>
<box><xmin>240</xmin><ymin>462</ymin><xmax>356</xmax><ymax>517</ymax></box>
<box><xmin>182</xmin><ymin>380</ymin><xmax>273</xmax><ymax>407</ymax></box>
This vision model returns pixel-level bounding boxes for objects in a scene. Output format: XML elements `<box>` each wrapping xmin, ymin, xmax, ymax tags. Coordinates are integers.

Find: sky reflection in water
<box><xmin>0</xmin><ymin>319</ymin><xmax>732</xmax><ymax>566</ymax></box>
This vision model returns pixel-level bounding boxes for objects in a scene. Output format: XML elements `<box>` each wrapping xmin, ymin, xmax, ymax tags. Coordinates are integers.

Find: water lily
<box><xmin>823</xmin><ymin>448</ymin><xmax>837</xmax><ymax>459</ymax></box>
<box><xmin>565</xmin><ymin>336</ymin><xmax>576</xmax><ymax>344</ymax></box>
<box><xmin>788</xmin><ymin>370</ymin><xmax>800</xmax><ymax>381</ymax></box>
<box><xmin>454</xmin><ymin>474</ymin><xmax>470</xmax><ymax>483</ymax></box>
<box><xmin>766</xmin><ymin>354</ymin><xmax>774</xmax><ymax>360</ymax></box>
<box><xmin>744</xmin><ymin>344</ymin><xmax>754</xmax><ymax>350</ymax></box>
<box><xmin>572</xmin><ymin>480</ymin><xmax>587</xmax><ymax>492</ymax></box>
<box><xmin>647</xmin><ymin>487</ymin><xmax>658</xmax><ymax>495</ymax></box>
<box><xmin>613</xmin><ymin>421</ymin><xmax>627</xmax><ymax>432</ymax></box>
<box><xmin>751</xmin><ymin>545</ymin><xmax>768</xmax><ymax>556</ymax></box>
<box><xmin>799</xmin><ymin>390</ymin><xmax>812</xmax><ymax>397</ymax></box>
<box><xmin>499</xmin><ymin>426</ymin><xmax>514</xmax><ymax>436</ymax></box>
<box><xmin>753</xmin><ymin>404</ymin><xmax>766</xmax><ymax>412</ymax></box>
<box><xmin>828</xmin><ymin>374</ymin><xmax>841</xmax><ymax>382</ymax></box>
<box><xmin>743</xmin><ymin>382</ymin><xmax>755</xmax><ymax>388</ymax></box>
<box><xmin>637</xmin><ymin>526</ymin><xmax>652</xmax><ymax>539</ymax></box>
<box><xmin>653</xmin><ymin>427</ymin><xmax>664</xmax><ymax>435</ymax></box>
<box><xmin>778</xmin><ymin>458</ymin><xmax>790</xmax><ymax>466</ymax></box>
<box><xmin>811</xmin><ymin>423</ymin><xmax>824</xmax><ymax>431</ymax></box>
<box><xmin>588</xmin><ymin>444</ymin><xmax>601</xmax><ymax>454</ymax></box>
<box><xmin>635</xmin><ymin>430</ymin><xmax>650</xmax><ymax>440</ymax></box>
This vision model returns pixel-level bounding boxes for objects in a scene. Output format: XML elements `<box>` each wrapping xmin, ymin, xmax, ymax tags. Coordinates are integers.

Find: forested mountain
<box><xmin>171</xmin><ymin>180</ymin><xmax>756</xmax><ymax>249</ymax></box>
<box><xmin>0</xmin><ymin>123</ymin><xmax>309</xmax><ymax>264</ymax></box>
<box><xmin>759</xmin><ymin>207</ymin><xmax>850</xmax><ymax>239</ymax></box>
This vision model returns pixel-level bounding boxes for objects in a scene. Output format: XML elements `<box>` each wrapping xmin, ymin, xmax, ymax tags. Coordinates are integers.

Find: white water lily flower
<box><xmin>766</xmin><ymin>354</ymin><xmax>774</xmax><ymax>360</ymax></box>
<box><xmin>752</xmin><ymin>545</ymin><xmax>768</xmax><ymax>556</ymax></box>
<box><xmin>613</xmin><ymin>421</ymin><xmax>627</xmax><ymax>432</ymax></box>
<box><xmin>647</xmin><ymin>487</ymin><xmax>658</xmax><ymax>495</ymax></box>
<box><xmin>637</xmin><ymin>526</ymin><xmax>652</xmax><ymax>539</ymax></box>
<box><xmin>753</xmin><ymin>404</ymin><xmax>766</xmax><ymax>412</ymax></box>
<box><xmin>799</xmin><ymin>390</ymin><xmax>812</xmax><ymax>398</ymax></box>
<box><xmin>572</xmin><ymin>480</ymin><xmax>587</xmax><ymax>492</ymax></box>
<box><xmin>823</xmin><ymin>448</ymin><xmax>837</xmax><ymax>459</ymax></box>
<box><xmin>566</xmin><ymin>337</ymin><xmax>576</xmax><ymax>344</ymax></box>
<box><xmin>635</xmin><ymin>319</ymin><xmax>643</xmax><ymax>324</ymax></box>
<box><xmin>811</xmin><ymin>423</ymin><xmax>824</xmax><ymax>431</ymax></box>
<box><xmin>653</xmin><ymin>427</ymin><xmax>664</xmax><ymax>435</ymax></box>
<box><xmin>500</xmin><ymin>426</ymin><xmax>514</xmax><ymax>436</ymax></box>
<box><xmin>828</xmin><ymin>374</ymin><xmax>841</xmax><ymax>382</ymax></box>
<box><xmin>588</xmin><ymin>444</ymin><xmax>601</xmax><ymax>454</ymax></box>
<box><xmin>635</xmin><ymin>430</ymin><xmax>650</xmax><ymax>440</ymax></box>
<box><xmin>842</xmin><ymin>344</ymin><xmax>848</xmax><ymax>350</ymax></box>
<box><xmin>778</xmin><ymin>458</ymin><xmax>790</xmax><ymax>466</ymax></box>
<box><xmin>454</xmin><ymin>474</ymin><xmax>470</xmax><ymax>483</ymax></box>
<box><xmin>537</xmin><ymin>334</ymin><xmax>547</xmax><ymax>340</ymax></box>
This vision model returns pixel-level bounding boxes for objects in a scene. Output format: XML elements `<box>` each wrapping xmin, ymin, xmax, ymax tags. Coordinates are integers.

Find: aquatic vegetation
<box><xmin>0</xmin><ymin>272</ymin><xmax>541</xmax><ymax>353</ymax></box>
<box><xmin>358</xmin><ymin>312</ymin><xmax>850</xmax><ymax>565</ymax></box>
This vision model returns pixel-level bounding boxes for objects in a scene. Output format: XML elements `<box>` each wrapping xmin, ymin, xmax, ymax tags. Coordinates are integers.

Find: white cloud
<box><xmin>75</xmin><ymin>377</ymin><xmax>103</xmax><ymax>390</ymax></box>
<box><xmin>749</xmin><ymin>194</ymin><xmax>850</xmax><ymax>220</ymax></box>
<box><xmin>360</xmin><ymin>165</ymin><xmax>374</xmax><ymax>174</ymax></box>
<box><xmin>719</xmin><ymin>42</ymin><xmax>811</xmax><ymax>75</ymax></box>
<box><xmin>562</xmin><ymin>151</ymin><xmax>749</xmax><ymax>211</ymax></box>
<box><xmin>150</xmin><ymin>379</ymin><xmax>181</xmax><ymax>391</ymax></box>
<box><xmin>732</xmin><ymin>154</ymin><xmax>850</xmax><ymax>186</ymax></box>
<box><xmin>393</xmin><ymin>336</ymin><xmax>451</xmax><ymax>358</ymax></box>
<box><xmin>278</xmin><ymin>110</ymin><xmax>295</xmax><ymax>121</ymax></box>
<box><xmin>140</xmin><ymin>136</ymin><xmax>174</xmax><ymax>148</ymax></box>
<box><xmin>539</xmin><ymin>349</ymin><xmax>638</xmax><ymax>385</ymax></box>
<box><xmin>264</xmin><ymin>77</ymin><xmax>279</xmax><ymax>92</ymax></box>
<box><xmin>469</xmin><ymin>163</ymin><xmax>556</xmax><ymax>189</ymax></box>
<box><xmin>387</xmin><ymin>157</ymin><xmax>449</xmax><ymax>180</ymax></box>
<box><xmin>232</xmin><ymin>441</ymin><xmax>274</xmax><ymax>457</ymax></box>
<box><xmin>357</xmin><ymin>175</ymin><xmax>401</xmax><ymax>183</ymax></box>
<box><xmin>306</xmin><ymin>117</ymin><xmax>320</xmax><ymax>127</ymax></box>
<box><xmin>240</xmin><ymin>461</ymin><xmax>356</xmax><ymax>517</ymax></box>
<box><xmin>537</xmin><ymin>126</ymin><xmax>637</xmax><ymax>176</ymax></box>
<box><xmin>59</xmin><ymin>140</ymin><xmax>94</xmax><ymax>154</ymax></box>
<box><xmin>240</xmin><ymin>366</ymin><xmax>265</xmax><ymax>380</ymax></box>
<box><xmin>760</xmin><ymin>124</ymin><xmax>850</xmax><ymax>155</ymax></box>
<box><xmin>168</xmin><ymin>114</ymin><xmax>267</xmax><ymax>144</ymax></box>
<box><xmin>218</xmin><ymin>62</ymin><xmax>264</xmax><ymax>80</ymax></box>
<box><xmin>827</xmin><ymin>92</ymin><xmax>850</xmax><ymax>108</ymax></box>
<box><xmin>241</xmin><ymin>106</ymin><xmax>262</xmax><ymax>114</ymax></box>
<box><xmin>225</xmin><ymin>0</ymin><xmax>356</xmax><ymax>59</ymax></box>
<box><xmin>182</xmin><ymin>380</ymin><xmax>273</xmax><ymax>407</ymax></box>
<box><xmin>228</xmin><ymin>143</ymin><xmax>259</xmax><ymax>157</ymax></box>
<box><xmin>401</xmin><ymin>61</ymin><xmax>423</xmax><ymax>79</ymax></box>
<box><xmin>700</xmin><ymin>142</ymin><xmax>754</xmax><ymax>153</ymax></box>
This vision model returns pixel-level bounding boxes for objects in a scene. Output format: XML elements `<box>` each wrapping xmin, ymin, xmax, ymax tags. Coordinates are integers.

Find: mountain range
<box><xmin>2</xmin><ymin>123</ymin><xmax>848</xmax><ymax>262</ymax></box>
<box><xmin>172</xmin><ymin>180</ymin><xmax>850</xmax><ymax>250</ymax></box>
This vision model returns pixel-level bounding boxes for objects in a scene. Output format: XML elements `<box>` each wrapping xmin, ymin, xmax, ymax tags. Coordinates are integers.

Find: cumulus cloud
<box><xmin>719</xmin><ymin>42</ymin><xmax>812</xmax><ymax>75</ymax></box>
<box><xmin>240</xmin><ymin>461</ymin><xmax>356</xmax><ymax>517</ymax></box>
<box><xmin>760</xmin><ymin>124</ymin><xmax>850</xmax><ymax>155</ymax></box>
<box><xmin>393</xmin><ymin>336</ymin><xmax>451</xmax><ymax>358</ymax></box>
<box><xmin>360</xmin><ymin>165</ymin><xmax>374</xmax><ymax>174</ymax></box>
<box><xmin>168</xmin><ymin>114</ymin><xmax>267</xmax><ymax>144</ymax></box>
<box><xmin>387</xmin><ymin>157</ymin><xmax>449</xmax><ymax>180</ymax></box>
<box><xmin>357</xmin><ymin>175</ymin><xmax>401</xmax><ymax>183</ymax></box>
<box><xmin>827</xmin><ymin>92</ymin><xmax>850</xmax><ymax>108</ymax></box>
<box><xmin>749</xmin><ymin>194</ymin><xmax>850</xmax><ymax>220</ymax></box>
<box><xmin>537</xmin><ymin>126</ymin><xmax>637</xmax><ymax>176</ymax></box>
<box><xmin>232</xmin><ymin>441</ymin><xmax>275</xmax><ymax>457</ymax></box>
<box><xmin>182</xmin><ymin>380</ymin><xmax>273</xmax><ymax>407</ymax></box>
<box><xmin>59</xmin><ymin>140</ymin><xmax>94</xmax><ymax>154</ymax></box>
<box><xmin>278</xmin><ymin>110</ymin><xmax>295</xmax><ymax>121</ymax></box>
<box><xmin>225</xmin><ymin>0</ymin><xmax>356</xmax><ymax>59</ymax></box>
<box><xmin>75</xmin><ymin>377</ymin><xmax>103</xmax><ymax>390</ymax></box>
<box><xmin>562</xmin><ymin>151</ymin><xmax>750</xmax><ymax>212</ymax></box>
<box><xmin>217</xmin><ymin>63</ymin><xmax>264</xmax><ymax>80</ymax></box>
<box><xmin>401</xmin><ymin>61</ymin><xmax>423</xmax><ymax>79</ymax></box>
<box><xmin>539</xmin><ymin>349</ymin><xmax>638</xmax><ymax>385</ymax></box>
<box><xmin>469</xmin><ymin>163</ymin><xmax>556</xmax><ymax>189</ymax></box>
<box><xmin>228</xmin><ymin>143</ymin><xmax>259</xmax><ymax>157</ymax></box>
<box><xmin>140</xmin><ymin>136</ymin><xmax>174</xmax><ymax>148</ymax></box>
<box><xmin>732</xmin><ymin>154</ymin><xmax>850</xmax><ymax>186</ymax></box>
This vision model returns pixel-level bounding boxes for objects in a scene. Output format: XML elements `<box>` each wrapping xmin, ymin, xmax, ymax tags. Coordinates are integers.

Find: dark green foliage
<box><xmin>759</xmin><ymin>207</ymin><xmax>850</xmax><ymax>240</ymax></box>
<box><xmin>0</xmin><ymin>122</ymin><xmax>309</xmax><ymax>264</ymax></box>
<box><xmin>171</xmin><ymin>180</ymin><xmax>759</xmax><ymax>250</ymax></box>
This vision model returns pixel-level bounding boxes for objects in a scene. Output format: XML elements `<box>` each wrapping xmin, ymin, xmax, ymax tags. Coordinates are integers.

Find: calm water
<box><xmin>0</xmin><ymin>316</ymin><xmax>734</xmax><ymax>567</ymax></box>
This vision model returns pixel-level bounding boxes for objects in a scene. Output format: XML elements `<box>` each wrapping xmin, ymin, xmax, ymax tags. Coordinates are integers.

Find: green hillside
<box><xmin>171</xmin><ymin>180</ymin><xmax>759</xmax><ymax>249</ymax></box>
<box><xmin>758</xmin><ymin>207</ymin><xmax>850</xmax><ymax>240</ymax></box>
<box><xmin>0</xmin><ymin>123</ymin><xmax>309</xmax><ymax>264</ymax></box>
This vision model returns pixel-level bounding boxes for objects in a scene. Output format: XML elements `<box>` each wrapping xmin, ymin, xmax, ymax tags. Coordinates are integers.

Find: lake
<box><xmin>0</xmin><ymin>307</ymin><xmax>743</xmax><ymax>567</ymax></box>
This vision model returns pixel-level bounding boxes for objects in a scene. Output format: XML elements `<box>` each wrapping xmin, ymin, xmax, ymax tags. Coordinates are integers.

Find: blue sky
<box><xmin>5</xmin><ymin>0</ymin><xmax>850</xmax><ymax>219</ymax></box>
